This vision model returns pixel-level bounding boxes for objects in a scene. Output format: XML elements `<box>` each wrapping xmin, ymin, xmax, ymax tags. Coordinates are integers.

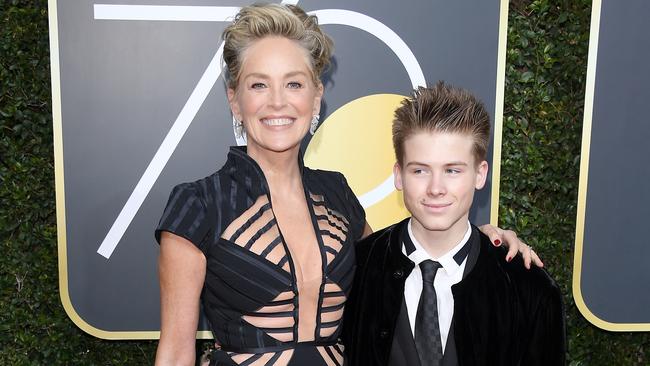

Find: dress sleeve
<box><xmin>155</xmin><ymin>182</ymin><xmax>212</xmax><ymax>253</ymax></box>
<box><xmin>338</xmin><ymin>173</ymin><xmax>367</xmax><ymax>241</ymax></box>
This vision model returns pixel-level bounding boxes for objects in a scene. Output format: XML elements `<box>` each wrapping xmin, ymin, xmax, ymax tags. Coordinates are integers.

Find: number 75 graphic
<box><xmin>92</xmin><ymin>2</ymin><xmax>424</xmax><ymax>259</ymax></box>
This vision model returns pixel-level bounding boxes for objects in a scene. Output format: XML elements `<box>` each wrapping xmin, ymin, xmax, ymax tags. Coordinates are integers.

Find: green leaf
<box><xmin>520</xmin><ymin>71</ymin><xmax>535</xmax><ymax>82</ymax></box>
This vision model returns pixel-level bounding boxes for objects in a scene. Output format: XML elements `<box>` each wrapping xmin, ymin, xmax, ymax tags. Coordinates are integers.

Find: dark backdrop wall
<box><xmin>1</xmin><ymin>0</ymin><xmax>649</xmax><ymax>364</ymax></box>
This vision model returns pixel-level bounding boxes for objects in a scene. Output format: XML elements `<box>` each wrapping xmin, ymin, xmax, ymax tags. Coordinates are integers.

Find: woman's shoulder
<box><xmin>304</xmin><ymin>166</ymin><xmax>345</xmax><ymax>181</ymax></box>
<box><xmin>168</xmin><ymin>171</ymin><xmax>222</xmax><ymax>199</ymax></box>
<box><xmin>303</xmin><ymin>167</ymin><xmax>353</xmax><ymax>193</ymax></box>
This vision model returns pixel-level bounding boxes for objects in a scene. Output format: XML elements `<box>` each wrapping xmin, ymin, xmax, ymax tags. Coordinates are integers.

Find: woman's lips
<box><xmin>261</xmin><ymin>117</ymin><xmax>294</xmax><ymax>126</ymax></box>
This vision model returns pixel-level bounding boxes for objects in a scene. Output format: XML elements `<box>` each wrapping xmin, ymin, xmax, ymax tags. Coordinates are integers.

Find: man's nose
<box><xmin>426</xmin><ymin>173</ymin><xmax>446</xmax><ymax>196</ymax></box>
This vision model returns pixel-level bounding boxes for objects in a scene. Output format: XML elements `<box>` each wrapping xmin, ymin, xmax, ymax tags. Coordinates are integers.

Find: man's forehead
<box><xmin>402</xmin><ymin>131</ymin><xmax>475</xmax><ymax>165</ymax></box>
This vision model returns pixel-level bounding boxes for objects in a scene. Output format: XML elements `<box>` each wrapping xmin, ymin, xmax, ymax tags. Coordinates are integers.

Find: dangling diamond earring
<box><xmin>233</xmin><ymin>116</ymin><xmax>244</xmax><ymax>139</ymax></box>
<box><xmin>232</xmin><ymin>116</ymin><xmax>247</xmax><ymax>145</ymax></box>
<box><xmin>310</xmin><ymin>114</ymin><xmax>320</xmax><ymax>135</ymax></box>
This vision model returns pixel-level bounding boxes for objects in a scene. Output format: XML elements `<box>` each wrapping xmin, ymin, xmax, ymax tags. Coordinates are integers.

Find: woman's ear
<box><xmin>227</xmin><ymin>88</ymin><xmax>241</xmax><ymax>120</ymax></box>
<box><xmin>313</xmin><ymin>82</ymin><xmax>324</xmax><ymax>116</ymax></box>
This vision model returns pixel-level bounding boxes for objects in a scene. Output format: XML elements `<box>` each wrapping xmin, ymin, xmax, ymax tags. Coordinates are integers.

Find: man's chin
<box><xmin>413</xmin><ymin>218</ymin><xmax>453</xmax><ymax>232</ymax></box>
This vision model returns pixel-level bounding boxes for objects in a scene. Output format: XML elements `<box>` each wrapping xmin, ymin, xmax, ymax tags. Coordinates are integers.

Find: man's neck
<box><xmin>409</xmin><ymin>218</ymin><xmax>470</xmax><ymax>259</ymax></box>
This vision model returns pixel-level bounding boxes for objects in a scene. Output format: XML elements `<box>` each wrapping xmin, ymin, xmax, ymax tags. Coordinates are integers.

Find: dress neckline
<box><xmin>227</xmin><ymin>146</ymin><xmax>306</xmax><ymax>186</ymax></box>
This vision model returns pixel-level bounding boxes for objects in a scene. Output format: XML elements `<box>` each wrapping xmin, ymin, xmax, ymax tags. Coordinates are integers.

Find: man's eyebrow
<box><xmin>445</xmin><ymin>161</ymin><xmax>469</xmax><ymax>166</ymax></box>
<box><xmin>404</xmin><ymin>161</ymin><xmax>469</xmax><ymax>167</ymax></box>
<box><xmin>405</xmin><ymin>161</ymin><xmax>429</xmax><ymax>167</ymax></box>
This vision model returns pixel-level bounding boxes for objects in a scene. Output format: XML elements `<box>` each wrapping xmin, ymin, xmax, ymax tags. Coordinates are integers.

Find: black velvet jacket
<box><xmin>343</xmin><ymin>218</ymin><xmax>566</xmax><ymax>366</ymax></box>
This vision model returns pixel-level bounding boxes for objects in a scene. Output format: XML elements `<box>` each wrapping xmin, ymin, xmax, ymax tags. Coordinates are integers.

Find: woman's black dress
<box><xmin>156</xmin><ymin>146</ymin><xmax>366</xmax><ymax>365</ymax></box>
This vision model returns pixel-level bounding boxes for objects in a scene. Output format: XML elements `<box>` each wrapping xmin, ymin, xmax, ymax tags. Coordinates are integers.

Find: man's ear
<box><xmin>227</xmin><ymin>88</ymin><xmax>241</xmax><ymax>121</ymax></box>
<box><xmin>393</xmin><ymin>162</ymin><xmax>403</xmax><ymax>191</ymax></box>
<box><xmin>475</xmin><ymin>160</ymin><xmax>489</xmax><ymax>190</ymax></box>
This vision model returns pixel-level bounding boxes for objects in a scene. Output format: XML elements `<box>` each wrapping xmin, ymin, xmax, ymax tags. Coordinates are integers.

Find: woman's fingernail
<box><xmin>493</xmin><ymin>239</ymin><xmax>501</xmax><ymax>246</ymax></box>
<box><xmin>506</xmin><ymin>255</ymin><xmax>512</xmax><ymax>262</ymax></box>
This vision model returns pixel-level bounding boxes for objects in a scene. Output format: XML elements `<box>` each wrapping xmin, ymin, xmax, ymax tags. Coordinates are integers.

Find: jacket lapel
<box><xmin>389</xmin><ymin>297</ymin><xmax>421</xmax><ymax>366</ymax></box>
<box><xmin>441</xmin><ymin>318</ymin><xmax>459</xmax><ymax>366</ymax></box>
<box><xmin>382</xmin><ymin>219</ymin><xmax>419</xmax><ymax>366</ymax></box>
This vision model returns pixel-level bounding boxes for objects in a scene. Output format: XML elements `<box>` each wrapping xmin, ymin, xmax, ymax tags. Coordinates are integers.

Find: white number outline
<box><xmin>93</xmin><ymin>2</ymin><xmax>425</xmax><ymax>258</ymax></box>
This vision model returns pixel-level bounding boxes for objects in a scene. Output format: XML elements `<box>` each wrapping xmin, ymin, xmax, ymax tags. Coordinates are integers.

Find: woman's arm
<box><xmin>155</xmin><ymin>232</ymin><xmax>206</xmax><ymax>366</ymax></box>
<box><xmin>478</xmin><ymin>224</ymin><xmax>544</xmax><ymax>269</ymax></box>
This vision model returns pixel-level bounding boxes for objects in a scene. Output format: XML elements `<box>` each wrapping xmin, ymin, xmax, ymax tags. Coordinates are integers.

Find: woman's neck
<box><xmin>247</xmin><ymin>145</ymin><xmax>303</xmax><ymax>195</ymax></box>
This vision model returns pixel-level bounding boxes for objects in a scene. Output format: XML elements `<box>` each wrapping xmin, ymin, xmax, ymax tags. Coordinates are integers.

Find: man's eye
<box><xmin>413</xmin><ymin>169</ymin><xmax>424</xmax><ymax>175</ymax></box>
<box><xmin>287</xmin><ymin>81</ymin><xmax>302</xmax><ymax>89</ymax></box>
<box><xmin>446</xmin><ymin>168</ymin><xmax>461</xmax><ymax>174</ymax></box>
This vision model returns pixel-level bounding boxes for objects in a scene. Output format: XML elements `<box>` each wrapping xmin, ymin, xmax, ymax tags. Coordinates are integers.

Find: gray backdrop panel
<box><xmin>580</xmin><ymin>0</ymin><xmax>650</xmax><ymax>324</ymax></box>
<box><xmin>54</xmin><ymin>0</ymin><xmax>502</xmax><ymax>335</ymax></box>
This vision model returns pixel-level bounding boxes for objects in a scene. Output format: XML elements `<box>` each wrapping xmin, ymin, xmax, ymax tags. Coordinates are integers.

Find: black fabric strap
<box><xmin>218</xmin><ymin>339</ymin><xmax>338</xmax><ymax>354</ymax></box>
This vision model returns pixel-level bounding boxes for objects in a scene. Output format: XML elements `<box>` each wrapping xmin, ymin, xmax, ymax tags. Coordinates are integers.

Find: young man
<box><xmin>344</xmin><ymin>83</ymin><xmax>565</xmax><ymax>366</ymax></box>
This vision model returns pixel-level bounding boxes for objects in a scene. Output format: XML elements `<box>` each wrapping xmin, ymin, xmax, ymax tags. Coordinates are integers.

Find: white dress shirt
<box><xmin>403</xmin><ymin>219</ymin><xmax>472</xmax><ymax>353</ymax></box>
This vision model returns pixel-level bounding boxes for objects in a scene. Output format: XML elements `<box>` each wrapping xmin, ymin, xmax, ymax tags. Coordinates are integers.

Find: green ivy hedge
<box><xmin>502</xmin><ymin>1</ymin><xmax>650</xmax><ymax>364</ymax></box>
<box><xmin>1</xmin><ymin>0</ymin><xmax>648</xmax><ymax>364</ymax></box>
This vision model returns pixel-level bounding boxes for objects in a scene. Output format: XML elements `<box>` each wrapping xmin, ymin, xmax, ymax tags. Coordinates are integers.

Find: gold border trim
<box><xmin>49</xmin><ymin>0</ymin><xmax>213</xmax><ymax>340</ymax></box>
<box><xmin>490</xmin><ymin>0</ymin><xmax>509</xmax><ymax>225</ymax></box>
<box><xmin>572</xmin><ymin>0</ymin><xmax>650</xmax><ymax>332</ymax></box>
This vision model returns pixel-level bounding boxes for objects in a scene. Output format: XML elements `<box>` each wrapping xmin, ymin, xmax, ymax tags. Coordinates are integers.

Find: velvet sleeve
<box><xmin>155</xmin><ymin>182</ymin><xmax>212</xmax><ymax>254</ymax></box>
<box><xmin>523</xmin><ymin>273</ymin><xmax>567</xmax><ymax>365</ymax></box>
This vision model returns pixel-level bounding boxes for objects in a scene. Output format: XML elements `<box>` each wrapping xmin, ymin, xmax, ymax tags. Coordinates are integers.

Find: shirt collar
<box><xmin>404</xmin><ymin>219</ymin><xmax>472</xmax><ymax>276</ymax></box>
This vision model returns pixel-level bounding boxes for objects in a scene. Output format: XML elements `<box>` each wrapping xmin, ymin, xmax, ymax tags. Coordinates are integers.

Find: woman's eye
<box><xmin>251</xmin><ymin>82</ymin><xmax>266</xmax><ymax>89</ymax></box>
<box><xmin>287</xmin><ymin>81</ymin><xmax>302</xmax><ymax>89</ymax></box>
<box><xmin>413</xmin><ymin>169</ymin><xmax>424</xmax><ymax>175</ymax></box>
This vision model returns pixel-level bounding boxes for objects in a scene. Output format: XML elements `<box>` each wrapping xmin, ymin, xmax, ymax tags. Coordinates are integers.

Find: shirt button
<box><xmin>393</xmin><ymin>269</ymin><xmax>404</xmax><ymax>279</ymax></box>
<box><xmin>379</xmin><ymin>330</ymin><xmax>390</xmax><ymax>339</ymax></box>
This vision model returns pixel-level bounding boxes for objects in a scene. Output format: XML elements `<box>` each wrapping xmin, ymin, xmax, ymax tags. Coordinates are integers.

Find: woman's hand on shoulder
<box><xmin>478</xmin><ymin>224</ymin><xmax>544</xmax><ymax>269</ymax></box>
<box><xmin>156</xmin><ymin>232</ymin><xmax>207</xmax><ymax>366</ymax></box>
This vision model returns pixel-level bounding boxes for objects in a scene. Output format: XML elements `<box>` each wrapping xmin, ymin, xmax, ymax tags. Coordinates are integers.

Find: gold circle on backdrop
<box><xmin>305</xmin><ymin>94</ymin><xmax>410</xmax><ymax>231</ymax></box>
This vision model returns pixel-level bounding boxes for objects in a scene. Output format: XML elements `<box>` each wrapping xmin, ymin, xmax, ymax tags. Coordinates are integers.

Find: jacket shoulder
<box><xmin>481</xmin><ymin>233</ymin><xmax>562</xmax><ymax>299</ymax></box>
<box><xmin>355</xmin><ymin>221</ymin><xmax>403</xmax><ymax>262</ymax></box>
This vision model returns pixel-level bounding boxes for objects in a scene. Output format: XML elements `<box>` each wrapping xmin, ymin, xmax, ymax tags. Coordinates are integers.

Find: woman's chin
<box><xmin>247</xmin><ymin>139</ymin><xmax>303</xmax><ymax>155</ymax></box>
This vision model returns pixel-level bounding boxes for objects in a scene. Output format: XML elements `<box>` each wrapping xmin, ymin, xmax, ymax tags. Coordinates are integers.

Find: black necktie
<box><xmin>415</xmin><ymin>259</ymin><xmax>443</xmax><ymax>365</ymax></box>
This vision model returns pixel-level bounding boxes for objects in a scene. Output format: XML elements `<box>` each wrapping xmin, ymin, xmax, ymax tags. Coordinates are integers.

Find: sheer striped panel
<box><xmin>222</xmin><ymin>196</ymin><xmax>296</xmax><ymax>343</ymax></box>
<box><xmin>311</xmin><ymin>193</ymin><xmax>349</xmax><ymax>339</ymax></box>
<box><xmin>319</xmin><ymin>281</ymin><xmax>346</xmax><ymax>338</ymax></box>
<box><xmin>242</xmin><ymin>290</ymin><xmax>295</xmax><ymax>342</ymax></box>
<box><xmin>317</xmin><ymin>344</ymin><xmax>345</xmax><ymax>366</ymax></box>
<box><xmin>228</xmin><ymin>350</ymin><xmax>294</xmax><ymax>366</ymax></box>
<box><xmin>221</xmin><ymin>196</ymin><xmax>291</xmax><ymax>273</ymax></box>
<box><xmin>310</xmin><ymin>193</ymin><xmax>349</xmax><ymax>267</ymax></box>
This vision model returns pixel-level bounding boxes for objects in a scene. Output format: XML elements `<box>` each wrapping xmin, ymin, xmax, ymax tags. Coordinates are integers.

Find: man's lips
<box><xmin>422</xmin><ymin>202</ymin><xmax>452</xmax><ymax>211</ymax></box>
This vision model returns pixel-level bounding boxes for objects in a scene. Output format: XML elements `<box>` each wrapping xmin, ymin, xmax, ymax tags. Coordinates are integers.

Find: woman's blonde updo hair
<box><xmin>222</xmin><ymin>3</ymin><xmax>333</xmax><ymax>89</ymax></box>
